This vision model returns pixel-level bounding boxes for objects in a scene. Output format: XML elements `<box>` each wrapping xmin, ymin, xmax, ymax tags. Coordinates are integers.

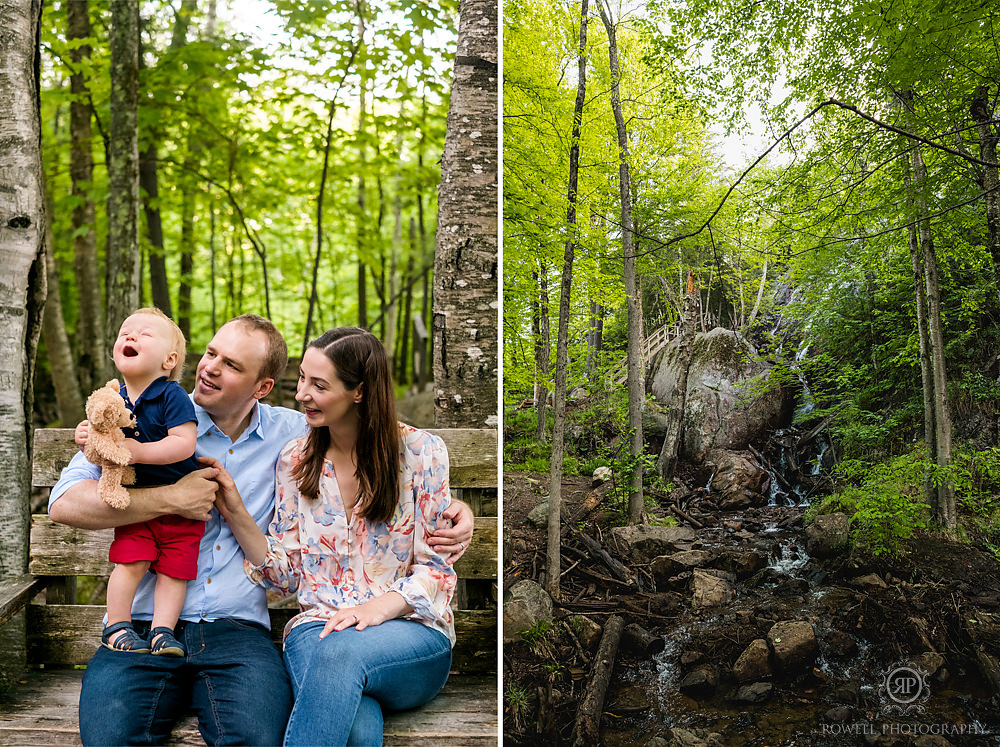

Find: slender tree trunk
<box><xmin>598</xmin><ymin>0</ymin><xmax>644</xmax><ymax>523</ymax></box>
<box><xmin>657</xmin><ymin>271</ymin><xmax>698</xmax><ymax>480</ymax></box>
<box><xmin>178</xmin><ymin>189</ymin><xmax>193</xmax><ymax>338</ymax></box>
<box><xmin>399</xmin><ymin>222</ymin><xmax>416</xmax><ymax>384</ymax></box>
<box><xmin>544</xmin><ymin>0</ymin><xmax>588</xmax><ymax>599</ymax></box>
<box><xmin>906</xmin><ymin>93</ymin><xmax>955</xmax><ymax>529</ymax></box>
<box><xmin>106</xmin><ymin>0</ymin><xmax>141</xmax><ymax>348</ymax></box>
<box><xmin>746</xmin><ymin>261</ymin><xmax>767</xmax><ymax>330</ymax></box>
<box><xmin>533</xmin><ymin>264</ymin><xmax>550</xmax><ymax>442</ymax></box>
<box><xmin>432</xmin><ymin>0</ymin><xmax>498</xmax><ymax>429</ymax></box>
<box><xmin>903</xmin><ymin>167</ymin><xmax>937</xmax><ymax>509</ymax></box>
<box><xmin>41</xmin><ymin>189</ymin><xmax>84</xmax><ymax>424</ymax></box>
<box><xmin>356</xmin><ymin>1</ymin><xmax>369</xmax><ymax>329</ymax></box>
<box><xmin>0</xmin><ymin>0</ymin><xmax>46</xmax><ymax>690</ymax></box>
<box><xmin>67</xmin><ymin>0</ymin><xmax>105</xmax><ymax>391</ymax></box>
<box><xmin>209</xmin><ymin>203</ymin><xmax>216</xmax><ymax>330</ymax></box>
<box><xmin>386</xmin><ymin>100</ymin><xmax>406</xmax><ymax>360</ymax></box>
<box><xmin>971</xmin><ymin>86</ymin><xmax>1000</xmax><ymax>311</ymax></box>
<box><xmin>139</xmin><ymin>143</ymin><xmax>172</xmax><ymax>315</ymax></box>
<box><xmin>585</xmin><ymin>299</ymin><xmax>604</xmax><ymax>377</ymax></box>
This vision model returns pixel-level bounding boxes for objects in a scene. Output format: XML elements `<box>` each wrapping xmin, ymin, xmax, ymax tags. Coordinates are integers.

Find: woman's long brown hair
<box><xmin>291</xmin><ymin>328</ymin><xmax>401</xmax><ymax>525</ymax></box>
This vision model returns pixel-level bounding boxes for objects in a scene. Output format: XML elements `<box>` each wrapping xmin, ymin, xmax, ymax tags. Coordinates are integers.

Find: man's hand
<box><xmin>197</xmin><ymin>456</ymin><xmax>246</xmax><ymax>522</ymax></box>
<box><xmin>74</xmin><ymin>420</ymin><xmax>90</xmax><ymax>449</ymax></box>
<box><xmin>429</xmin><ymin>499</ymin><xmax>474</xmax><ymax>564</ymax></box>
<box><xmin>166</xmin><ymin>466</ymin><xmax>220</xmax><ymax>522</ymax></box>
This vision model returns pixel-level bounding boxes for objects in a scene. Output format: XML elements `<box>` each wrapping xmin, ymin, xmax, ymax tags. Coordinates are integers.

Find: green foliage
<box><xmin>520</xmin><ymin>619</ymin><xmax>552</xmax><ymax>647</ymax></box>
<box><xmin>503</xmin><ymin>683</ymin><xmax>531</xmax><ymax>732</ymax></box>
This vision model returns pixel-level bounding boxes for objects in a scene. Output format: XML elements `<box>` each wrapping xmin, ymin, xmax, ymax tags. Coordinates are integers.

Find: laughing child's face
<box><xmin>112</xmin><ymin>312</ymin><xmax>179</xmax><ymax>382</ymax></box>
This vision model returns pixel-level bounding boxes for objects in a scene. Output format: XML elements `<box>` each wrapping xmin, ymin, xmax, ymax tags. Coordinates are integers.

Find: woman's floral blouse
<box><xmin>245</xmin><ymin>423</ymin><xmax>457</xmax><ymax>645</ymax></box>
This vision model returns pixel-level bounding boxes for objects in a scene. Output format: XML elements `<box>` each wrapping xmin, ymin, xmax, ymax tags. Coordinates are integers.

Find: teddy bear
<box><xmin>84</xmin><ymin>379</ymin><xmax>137</xmax><ymax>510</ymax></box>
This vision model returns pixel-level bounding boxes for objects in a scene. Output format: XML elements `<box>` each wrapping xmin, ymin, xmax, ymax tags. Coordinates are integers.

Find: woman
<box><xmin>215</xmin><ymin>327</ymin><xmax>455</xmax><ymax>746</ymax></box>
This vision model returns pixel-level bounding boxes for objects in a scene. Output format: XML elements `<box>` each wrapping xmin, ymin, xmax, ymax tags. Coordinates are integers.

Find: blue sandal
<box><xmin>150</xmin><ymin>626</ymin><xmax>185</xmax><ymax>657</ymax></box>
<box><xmin>101</xmin><ymin>621</ymin><xmax>150</xmax><ymax>653</ymax></box>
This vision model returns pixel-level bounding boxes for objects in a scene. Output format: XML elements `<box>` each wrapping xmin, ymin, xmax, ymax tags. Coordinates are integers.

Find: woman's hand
<box><xmin>428</xmin><ymin>499</ymin><xmax>475</xmax><ymax>563</ymax></box>
<box><xmin>319</xmin><ymin>592</ymin><xmax>413</xmax><ymax>638</ymax></box>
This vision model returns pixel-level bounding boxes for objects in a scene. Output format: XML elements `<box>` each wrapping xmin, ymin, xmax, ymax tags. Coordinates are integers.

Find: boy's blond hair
<box><xmin>132</xmin><ymin>307</ymin><xmax>187</xmax><ymax>381</ymax></box>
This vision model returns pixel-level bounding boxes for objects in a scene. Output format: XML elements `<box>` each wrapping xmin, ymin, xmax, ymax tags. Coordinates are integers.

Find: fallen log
<box><xmin>572</xmin><ymin>614</ymin><xmax>625</xmax><ymax>747</ymax></box>
<box><xmin>570</xmin><ymin>528</ymin><xmax>641</xmax><ymax>590</ymax></box>
<box><xmin>623</xmin><ymin>622</ymin><xmax>665</xmax><ymax>656</ymax></box>
<box><xmin>669</xmin><ymin>504</ymin><xmax>704</xmax><ymax>529</ymax></box>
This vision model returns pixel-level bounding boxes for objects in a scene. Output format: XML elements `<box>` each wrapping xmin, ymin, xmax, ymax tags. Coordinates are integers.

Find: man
<box><xmin>50</xmin><ymin>314</ymin><xmax>474</xmax><ymax>746</ymax></box>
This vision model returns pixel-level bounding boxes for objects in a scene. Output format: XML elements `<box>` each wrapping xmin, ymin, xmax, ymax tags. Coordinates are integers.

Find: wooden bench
<box><xmin>0</xmin><ymin>427</ymin><xmax>498</xmax><ymax>746</ymax></box>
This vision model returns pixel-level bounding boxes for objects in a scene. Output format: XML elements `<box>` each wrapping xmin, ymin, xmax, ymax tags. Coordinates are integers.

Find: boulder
<box><xmin>569</xmin><ymin>614</ymin><xmax>602</xmax><ymax>650</ymax></box>
<box><xmin>805</xmin><ymin>512</ymin><xmax>851</xmax><ymax>557</ymax></box>
<box><xmin>823</xmin><ymin>630</ymin><xmax>858</xmax><ymax>659</ymax></box>
<box><xmin>730</xmin><ymin>681</ymin><xmax>772</xmax><ymax>704</ymax></box>
<box><xmin>692</xmin><ymin>568</ymin><xmax>736</xmax><ymax>609</ymax></box>
<box><xmin>666</xmin><ymin>727</ymin><xmax>726</xmax><ymax>747</ymax></box>
<box><xmin>912</xmin><ymin>652</ymin><xmax>946</xmax><ymax>677</ymax></box>
<box><xmin>705</xmin><ymin>449</ymin><xmax>768</xmax><ymax>508</ymax></box>
<box><xmin>503</xmin><ymin>580</ymin><xmax>553</xmax><ymax>643</ymax></box>
<box><xmin>650</xmin><ymin>327</ymin><xmax>795</xmax><ymax>458</ymax></box>
<box><xmin>609</xmin><ymin>524</ymin><xmax>697</xmax><ymax>563</ymax></box>
<box><xmin>713</xmin><ymin>549</ymin><xmax>768</xmax><ymax>579</ymax></box>
<box><xmin>650</xmin><ymin>549</ymin><xmax>715</xmax><ymax>581</ymax></box>
<box><xmin>852</xmin><ymin>573</ymin><xmax>888</xmax><ymax>590</ymax></box>
<box><xmin>591</xmin><ymin>466</ymin><xmax>612</xmax><ymax>485</ymax></box>
<box><xmin>767</xmin><ymin>620</ymin><xmax>818</xmax><ymax>671</ymax></box>
<box><xmin>733</xmin><ymin>638</ymin><xmax>772</xmax><ymax>682</ymax></box>
<box><xmin>678</xmin><ymin>664</ymin><xmax>719</xmax><ymax>699</ymax></box>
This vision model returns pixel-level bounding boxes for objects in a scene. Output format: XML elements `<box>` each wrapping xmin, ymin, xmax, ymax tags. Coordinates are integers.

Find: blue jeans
<box><xmin>282</xmin><ymin>619</ymin><xmax>452</xmax><ymax>747</ymax></box>
<box><xmin>79</xmin><ymin>618</ymin><xmax>292</xmax><ymax>746</ymax></box>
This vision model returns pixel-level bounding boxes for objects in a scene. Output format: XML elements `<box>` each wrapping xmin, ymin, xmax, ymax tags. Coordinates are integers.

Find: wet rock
<box><xmin>722</xmin><ymin>519</ymin><xmax>743</xmax><ymax>532</ymax></box>
<box><xmin>692</xmin><ymin>568</ymin><xmax>736</xmax><ymax>608</ymax></box>
<box><xmin>648</xmin><ymin>592</ymin><xmax>683</xmax><ymax>615</ymax></box>
<box><xmin>665</xmin><ymin>727</ymin><xmax>726</xmax><ymax>747</ymax></box>
<box><xmin>713</xmin><ymin>549</ymin><xmax>768</xmax><ymax>579</ymax></box>
<box><xmin>805</xmin><ymin>512</ymin><xmax>851</xmax><ymax>557</ymax></box>
<box><xmin>767</xmin><ymin>620</ymin><xmax>818</xmax><ymax>671</ymax></box>
<box><xmin>569</xmin><ymin>614</ymin><xmax>602</xmax><ymax>650</ymax></box>
<box><xmin>911</xmin><ymin>651</ymin><xmax>945</xmax><ymax>676</ymax></box>
<box><xmin>646</xmin><ymin>738</ymin><xmax>671</xmax><ymax>747</ymax></box>
<box><xmin>607</xmin><ymin>683</ymin><xmax>650</xmax><ymax>715</ymax></box>
<box><xmin>609</xmin><ymin>524</ymin><xmax>696</xmax><ymax>563</ymax></box>
<box><xmin>852</xmin><ymin>573</ymin><xmax>888</xmax><ymax>590</ymax></box>
<box><xmin>502</xmin><ymin>580</ymin><xmax>553</xmax><ymax>642</ymax></box>
<box><xmin>678</xmin><ymin>664</ymin><xmax>719</xmax><ymax>699</ymax></box>
<box><xmin>829</xmin><ymin>681</ymin><xmax>860</xmax><ymax>705</ymax></box>
<box><xmin>591</xmin><ymin>466</ymin><xmax>612</xmax><ymax>485</ymax></box>
<box><xmin>823</xmin><ymin>630</ymin><xmax>859</xmax><ymax>659</ymax></box>
<box><xmin>680</xmin><ymin>650</ymin><xmax>704</xmax><ymax>668</ymax></box>
<box><xmin>733</xmin><ymin>638</ymin><xmax>772</xmax><ymax>682</ymax></box>
<box><xmin>705</xmin><ymin>449</ymin><xmax>768</xmax><ymax>509</ymax></box>
<box><xmin>773</xmin><ymin>577</ymin><xmax>810</xmax><ymax>596</ymax></box>
<box><xmin>913</xmin><ymin>737</ymin><xmax>953</xmax><ymax>747</ymax></box>
<box><xmin>650</xmin><ymin>327</ymin><xmax>795</xmax><ymax>458</ymax></box>
<box><xmin>824</xmin><ymin>706</ymin><xmax>853</xmax><ymax>723</ymax></box>
<box><xmin>650</xmin><ymin>549</ymin><xmax>715</xmax><ymax>580</ymax></box>
<box><xmin>731</xmin><ymin>681</ymin><xmax>772</xmax><ymax>703</ymax></box>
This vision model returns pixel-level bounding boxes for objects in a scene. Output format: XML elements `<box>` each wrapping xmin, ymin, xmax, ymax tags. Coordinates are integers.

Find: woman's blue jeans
<box><xmin>282</xmin><ymin>618</ymin><xmax>452</xmax><ymax>747</ymax></box>
<box><xmin>79</xmin><ymin>618</ymin><xmax>292</xmax><ymax>746</ymax></box>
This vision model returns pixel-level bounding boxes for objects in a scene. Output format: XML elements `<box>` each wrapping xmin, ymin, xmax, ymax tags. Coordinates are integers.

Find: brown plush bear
<box><xmin>84</xmin><ymin>379</ymin><xmax>137</xmax><ymax>510</ymax></box>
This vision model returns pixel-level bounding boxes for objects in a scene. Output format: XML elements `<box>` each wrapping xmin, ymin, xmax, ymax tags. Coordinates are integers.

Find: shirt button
<box><xmin>207</xmin><ymin>578</ymin><xmax>212</xmax><ymax>584</ymax></box>
<box><xmin>228</xmin><ymin>449</ymin><xmax>234</xmax><ymax>454</ymax></box>
<box><xmin>216</xmin><ymin>545</ymin><xmax>221</xmax><ymax>551</ymax></box>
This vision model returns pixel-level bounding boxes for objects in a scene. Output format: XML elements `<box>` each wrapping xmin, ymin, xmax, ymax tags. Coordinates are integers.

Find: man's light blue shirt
<box><xmin>49</xmin><ymin>396</ymin><xmax>307</xmax><ymax>628</ymax></box>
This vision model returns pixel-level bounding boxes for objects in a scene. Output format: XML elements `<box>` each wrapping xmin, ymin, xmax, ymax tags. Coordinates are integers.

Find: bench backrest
<box><xmin>28</xmin><ymin>427</ymin><xmax>498</xmax><ymax>672</ymax></box>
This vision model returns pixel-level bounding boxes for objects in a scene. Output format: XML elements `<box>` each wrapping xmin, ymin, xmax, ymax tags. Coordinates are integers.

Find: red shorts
<box><xmin>109</xmin><ymin>515</ymin><xmax>204</xmax><ymax>580</ymax></box>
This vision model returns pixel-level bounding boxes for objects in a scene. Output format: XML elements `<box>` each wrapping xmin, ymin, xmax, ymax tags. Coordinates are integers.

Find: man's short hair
<box><xmin>225</xmin><ymin>314</ymin><xmax>288</xmax><ymax>382</ymax></box>
<box><xmin>133</xmin><ymin>307</ymin><xmax>186</xmax><ymax>382</ymax></box>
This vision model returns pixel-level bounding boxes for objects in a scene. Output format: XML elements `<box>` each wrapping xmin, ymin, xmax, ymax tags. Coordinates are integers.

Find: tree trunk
<box><xmin>585</xmin><ymin>299</ymin><xmax>604</xmax><ymax>377</ymax></box>
<box><xmin>598</xmin><ymin>0</ymin><xmax>644</xmax><ymax>523</ymax></box>
<box><xmin>657</xmin><ymin>271</ymin><xmax>698</xmax><ymax>480</ymax></box>
<box><xmin>139</xmin><ymin>142</ymin><xmax>172</xmax><ymax>315</ymax></box>
<box><xmin>971</xmin><ymin>86</ymin><xmax>1000</xmax><ymax>311</ymax></box>
<box><xmin>304</xmin><ymin>95</ymin><xmax>338</xmax><ymax>351</ymax></box>
<box><xmin>0</xmin><ymin>0</ymin><xmax>46</xmax><ymax>690</ymax></box>
<box><xmin>356</xmin><ymin>2</ymin><xmax>369</xmax><ymax>329</ymax></box>
<box><xmin>399</xmin><ymin>225</ymin><xmax>415</xmax><ymax>384</ymax></box>
<box><xmin>106</xmin><ymin>0</ymin><xmax>141</xmax><ymax>349</ymax></box>
<box><xmin>432</xmin><ymin>0</ymin><xmax>498</xmax><ymax>429</ymax></box>
<box><xmin>533</xmin><ymin>263</ymin><xmax>550</xmax><ymax>443</ymax></box>
<box><xmin>746</xmin><ymin>261</ymin><xmax>767</xmax><ymax>330</ymax></box>
<box><xmin>907</xmin><ymin>99</ymin><xmax>955</xmax><ymax>529</ymax></box>
<box><xmin>572</xmin><ymin>615</ymin><xmax>625</xmax><ymax>746</ymax></box>
<box><xmin>67</xmin><ymin>0</ymin><xmax>105</xmax><ymax>391</ymax></box>
<box><xmin>41</xmin><ymin>188</ymin><xmax>84</xmax><ymax>424</ymax></box>
<box><xmin>386</xmin><ymin>101</ymin><xmax>406</xmax><ymax>361</ymax></box>
<box><xmin>542</xmin><ymin>0</ymin><xmax>588</xmax><ymax>600</ymax></box>
<box><xmin>178</xmin><ymin>189</ymin><xmax>193</xmax><ymax>339</ymax></box>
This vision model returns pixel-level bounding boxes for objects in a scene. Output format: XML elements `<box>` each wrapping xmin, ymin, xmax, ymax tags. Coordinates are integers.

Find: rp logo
<box><xmin>879</xmin><ymin>662</ymin><xmax>931</xmax><ymax>715</ymax></box>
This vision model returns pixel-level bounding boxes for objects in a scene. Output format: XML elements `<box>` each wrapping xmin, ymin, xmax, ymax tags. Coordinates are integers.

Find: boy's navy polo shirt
<box><xmin>120</xmin><ymin>377</ymin><xmax>199</xmax><ymax>487</ymax></box>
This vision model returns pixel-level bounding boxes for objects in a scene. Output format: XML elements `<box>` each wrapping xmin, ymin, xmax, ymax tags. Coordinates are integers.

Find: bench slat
<box><xmin>0</xmin><ymin>575</ymin><xmax>45</xmax><ymax>628</ymax></box>
<box><xmin>26</xmin><ymin>604</ymin><xmax>496</xmax><ymax>673</ymax></box>
<box><xmin>0</xmin><ymin>669</ymin><xmax>497</xmax><ymax>746</ymax></box>
<box><xmin>32</xmin><ymin>428</ymin><xmax>497</xmax><ymax>489</ymax></box>
<box><xmin>28</xmin><ymin>515</ymin><xmax>497</xmax><ymax>580</ymax></box>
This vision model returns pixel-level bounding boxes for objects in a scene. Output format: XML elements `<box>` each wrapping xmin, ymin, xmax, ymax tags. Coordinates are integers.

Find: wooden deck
<box><xmin>0</xmin><ymin>670</ymin><xmax>497</xmax><ymax>746</ymax></box>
